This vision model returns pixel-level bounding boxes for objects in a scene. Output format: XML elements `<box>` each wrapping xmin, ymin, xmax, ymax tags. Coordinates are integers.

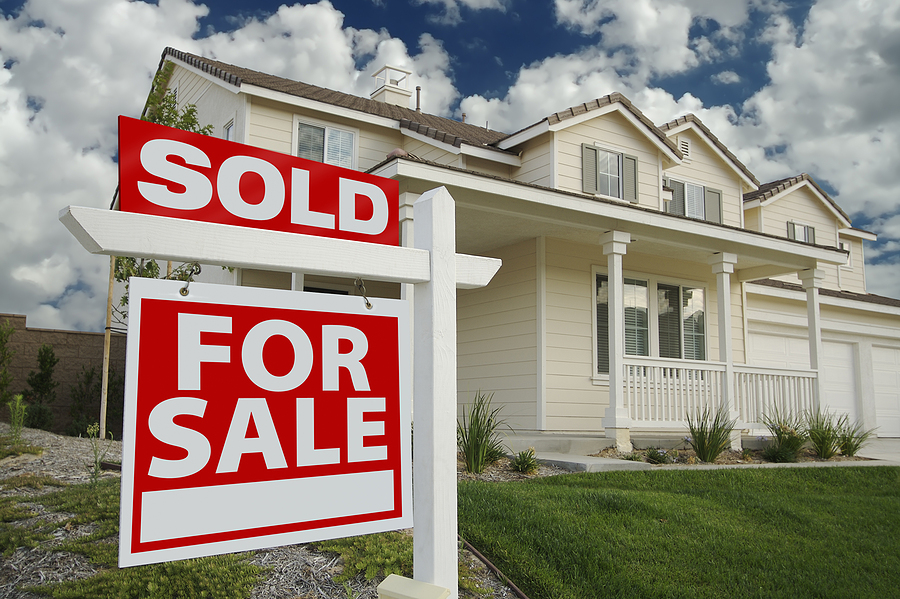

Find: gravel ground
<box><xmin>0</xmin><ymin>424</ymin><xmax>564</xmax><ymax>599</ymax></box>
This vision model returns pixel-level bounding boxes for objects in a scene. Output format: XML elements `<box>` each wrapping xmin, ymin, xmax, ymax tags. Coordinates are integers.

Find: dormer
<box><xmin>370</xmin><ymin>65</ymin><xmax>413</xmax><ymax>108</ymax></box>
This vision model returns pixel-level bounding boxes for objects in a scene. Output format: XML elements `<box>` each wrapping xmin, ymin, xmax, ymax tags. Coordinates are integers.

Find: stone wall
<box><xmin>1</xmin><ymin>313</ymin><xmax>127</xmax><ymax>435</ymax></box>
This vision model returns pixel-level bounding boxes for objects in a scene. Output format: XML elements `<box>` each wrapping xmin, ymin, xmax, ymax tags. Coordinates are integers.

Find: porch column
<box><xmin>708</xmin><ymin>252</ymin><xmax>741</xmax><ymax>450</ymax></box>
<box><xmin>600</xmin><ymin>230</ymin><xmax>632</xmax><ymax>452</ymax></box>
<box><xmin>799</xmin><ymin>268</ymin><xmax>825</xmax><ymax>408</ymax></box>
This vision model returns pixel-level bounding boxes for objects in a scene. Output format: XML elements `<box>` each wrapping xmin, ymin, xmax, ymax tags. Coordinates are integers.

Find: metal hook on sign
<box><xmin>354</xmin><ymin>277</ymin><xmax>373</xmax><ymax>310</ymax></box>
<box><xmin>179</xmin><ymin>262</ymin><xmax>202</xmax><ymax>296</ymax></box>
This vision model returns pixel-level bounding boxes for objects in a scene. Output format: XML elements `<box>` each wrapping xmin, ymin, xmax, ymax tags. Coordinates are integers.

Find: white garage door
<box><xmin>873</xmin><ymin>346</ymin><xmax>900</xmax><ymax>437</ymax></box>
<box><xmin>748</xmin><ymin>334</ymin><xmax>858</xmax><ymax>422</ymax></box>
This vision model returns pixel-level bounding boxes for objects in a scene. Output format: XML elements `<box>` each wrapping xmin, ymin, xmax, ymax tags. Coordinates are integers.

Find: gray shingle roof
<box><xmin>743</xmin><ymin>173</ymin><xmax>851</xmax><ymax>224</ymax></box>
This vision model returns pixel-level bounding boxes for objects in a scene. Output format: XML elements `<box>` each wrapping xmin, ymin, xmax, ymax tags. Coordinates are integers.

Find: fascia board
<box><xmin>374</xmin><ymin>159</ymin><xmax>844</xmax><ymax>266</ymax></box>
<box><xmin>760</xmin><ymin>180</ymin><xmax>852</xmax><ymax>227</ymax></box>
<box><xmin>839</xmin><ymin>228</ymin><xmax>877</xmax><ymax>241</ymax></box>
<box><xmin>241</xmin><ymin>83</ymin><xmax>401</xmax><ymax>130</ymax></box>
<box><xmin>496</xmin><ymin>121</ymin><xmax>550</xmax><ymax>150</ymax></box>
<box><xmin>743</xmin><ymin>199</ymin><xmax>761</xmax><ymax>210</ymax></box>
<box><xmin>606</xmin><ymin>107</ymin><xmax>682</xmax><ymax>164</ymax></box>
<box><xmin>665</xmin><ymin>122</ymin><xmax>757</xmax><ymax>190</ymax></box>
<box><xmin>400</xmin><ymin>128</ymin><xmax>521</xmax><ymax>166</ymax></box>
<box><xmin>167</xmin><ymin>56</ymin><xmax>241</xmax><ymax>94</ymax></box>
<box><xmin>746</xmin><ymin>283</ymin><xmax>900</xmax><ymax>317</ymax></box>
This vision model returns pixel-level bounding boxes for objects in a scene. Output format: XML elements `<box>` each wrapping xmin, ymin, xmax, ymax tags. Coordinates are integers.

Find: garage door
<box><xmin>748</xmin><ymin>334</ymin><xmax>858</xmax><ymax>421</ymax></box>
<box><xmin>873</xmin><ymin>346</ymin><xmax>900</xmax><ymax>437</ymax></box>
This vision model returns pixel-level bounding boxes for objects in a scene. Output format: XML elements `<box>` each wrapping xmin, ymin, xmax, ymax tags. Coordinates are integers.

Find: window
<box><xmin>787</xmin><ymin>222</ymin><xmax>816</xmax><ymax>244</ymax></box>
<box><xmin>223</xmin><ymin>120</ymin><xmax>234</xmax><ymax>141</ymax></box>
<box><xmin>583</xmin><ymin>144</ymin><xmax>638</xmax><ymax>202</ymax></box>
<box><xmin>297</xmin><ymin>121</ymin><xmax>355</xmax><ymax>169</ymax></box>
<box><xmin>595</xmin><ymin>272</ymin><xmax>706</xmax><ymax>374</ymax></box>
<box><xmin>840</xmin><ymin>241</ymin><xmax>852</xmax><ymax>267</ymax></box>
<box><xmin>664</xmin><ymin>177</ymin><xmax>722</xmax><ymax>223</ymax></box>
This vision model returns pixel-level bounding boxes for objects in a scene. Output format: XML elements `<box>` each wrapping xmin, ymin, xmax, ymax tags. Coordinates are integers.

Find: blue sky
<box><xmin>1</xmin><ymin>0</ymin><xmax>899</xmax><ymax>331</ymax></box>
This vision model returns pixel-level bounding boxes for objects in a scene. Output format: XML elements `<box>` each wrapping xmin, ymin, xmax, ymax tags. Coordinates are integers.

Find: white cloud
<box><xmin>413</xmin><ymin>0</ymin><xmax>507</xmax><ymax>25</ymax></box>
<box><xmin>865</xmin><ymin>259</ymin><xmax>900</xmax><ymax>299</ymax></box>
<box><xmin>712</xmin><ymin>70</ymin><xmax>741</xmax><ymax>84</ymax></box>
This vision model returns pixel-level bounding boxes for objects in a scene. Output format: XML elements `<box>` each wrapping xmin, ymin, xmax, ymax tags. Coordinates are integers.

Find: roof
<box><xmin>750</xmin><ymin>278</ymin><xmax>900</xmax><ymax>309</ymax></box>
<box><xmin>160</xmin><ymin>47</ymin><xmax>512</xmax><ymax>153</ymax></box>
<box><xmin>744</xmin><ymin>173</ymin><xmax>852</xmax><ymax>224</ymax></box>
<box><xmin>659</xmin><ymin>114</ymin><xmax>760</xmax><ymax>187</ymax></box>
<box><xmin>499</xmin><ymin>92</ymin><xmax>682</xmax><ymax>158</ymax></box>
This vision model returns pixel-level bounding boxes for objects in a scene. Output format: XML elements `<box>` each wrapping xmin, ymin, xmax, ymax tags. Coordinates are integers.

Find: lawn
<box><xmin>458</xmin><ymin>466</ymin><xmax>900</xmax><ymax>599</ymax></box>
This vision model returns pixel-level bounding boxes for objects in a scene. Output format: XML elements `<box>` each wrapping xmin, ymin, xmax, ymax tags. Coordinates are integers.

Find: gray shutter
<box><xmin>668</xmin><ymin>180</ymin><xmax>685</xmax><ymax>215</ymax></box>
<box><xmin>623</xmin><ymin>154</ymin><xmax>638</xmax><ymax>203</ymax></box>
<box><xmin>704</xmin><ymin>188</ymin><xmax>722</xmax><ymax>224</ymax></box>
<box><xmin>808</xmin><ymin>226</ymin><xmax>815</xmax><ymax>245</ymax></box>
<box><xmin>583</xmin><ymin>144</ymin><xmax>599</xmax><ymax>194</ymax></box>
<box><xmin>787</xmin><ymin>222</ymin><xmax>797</xmax><ymax>240</ymax></box>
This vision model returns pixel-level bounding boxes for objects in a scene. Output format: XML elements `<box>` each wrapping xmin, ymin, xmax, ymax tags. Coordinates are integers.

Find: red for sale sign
<box><xmin>117</xmin><ymin>116</ymin><xmax>399</xmax><ymax>246</ymax></box>
<box><xmin>119</xmin><ymin>278</ymin><xmax>412</xmax><ymax>567</ymax></box>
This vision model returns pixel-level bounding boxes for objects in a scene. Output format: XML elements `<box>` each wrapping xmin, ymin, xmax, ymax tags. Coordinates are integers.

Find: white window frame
<box><xmin>839</xmin><ymin>241</ymin><xmax>852</xmax><ymax>268</ymax></box>
<box><xmin>223</xmin><ymin>119</ymin><xmax>235</xmax><ymax>142</ymax></box>
<box><xmin>591</xmin><ymin>265</ymin><xmax>709</xmax><ymax>383</ymax></box>
<box><xmin>787</xmin><ymin>220</ymin><xmax>816</xmax><ymax>244</ymax></box>
<box><xmin>582</xmin><ymin>142</ymin><xmax>638</xmax><ymax>203</ymax></box>
<box><xmin>291</xmin><ymin>114</ymin><xmax>359</xmax><ymax>170</ymax></box>
<box><xmin>594</xmin><ymin>145</ymin><xmax>624</xmax><ymax>200</ymax></box>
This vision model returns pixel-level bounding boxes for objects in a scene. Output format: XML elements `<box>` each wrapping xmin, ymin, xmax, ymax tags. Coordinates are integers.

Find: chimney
<box><xmin>416</xmin><ymin>86</ymin><xmax>421</xmax><ymax>112</ymax></box>
<box><xmin>370</xmin><ymin>65</ymin><xmax>413</xmax><ymax>108</ymax></box>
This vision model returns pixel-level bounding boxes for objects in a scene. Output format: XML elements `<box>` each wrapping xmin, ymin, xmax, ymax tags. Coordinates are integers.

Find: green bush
<box><xmin>644</xmin><ymin>447</ymin><xmax>673</xmax><ymax>464</ymax></box>
<box><xmin>512</xmin><ymin>447</ymin><xmax>539</xmax><ymax>474</ymax></box>
<box><xmin>806</xmin><ymin>408</ymin><xmax>842</xmax><ymax>459</ymax></box>
<box><xmin>457</xmin><ymin>391</ymin><xmax>507</xmax><ymax>474</ymax></box>
<box><xmin>838</xmin><ymin>418</ymin><xmax>875</xmax><ymax>457</ymax></box>
<box><xmin>762</xmin><ymin>409</ymin><xmax>808</xmax><ymax>462</ymax></box>
<box><xmin>7</xmin><ymin>394</ymin><xmax>26</xmax><ymax>446</ymax></box>
<box><xmin>0</xmin><ymin>319</ymin><xmax>15</xmax><ymax>408</ymax></box>
<box><xmin>685</xmin><ymin>405</ymin><xmax>736</xmax><ymax>463</ymax></box>
<box><xmin>23</xmin><ymin>343</ymin><xmax>58</xmax><ymax>431</ymax></box>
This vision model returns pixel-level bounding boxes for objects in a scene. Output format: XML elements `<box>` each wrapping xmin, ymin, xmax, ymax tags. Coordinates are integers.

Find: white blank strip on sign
<box><xmin>140</xmin><ymin>470</ymin><xmax>395</xmax><ymax>543</ymax></box>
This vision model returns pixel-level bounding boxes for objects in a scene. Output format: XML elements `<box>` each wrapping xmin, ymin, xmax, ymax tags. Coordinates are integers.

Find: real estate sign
<box><xmin>119</xmin><ymin>278</ymin><xmax>412</xmax><ymax>567</ymax></box>
<box><xmin>117</xmin><ymin>116</ymin><xmax>399</xmax><ymax>246</ymax></box>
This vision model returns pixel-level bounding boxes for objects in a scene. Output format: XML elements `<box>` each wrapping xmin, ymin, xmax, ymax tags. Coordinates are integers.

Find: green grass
<box><xmin>459</xmin><ymin>467</ymin><xmax>900</xmax><ymax>599</ymax></box>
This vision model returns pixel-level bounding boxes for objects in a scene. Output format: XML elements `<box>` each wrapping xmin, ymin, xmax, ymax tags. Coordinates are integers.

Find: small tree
<box><xmin>0</xmin><ymin>319</ymin><xmax>15</xmax><ymax>408</ymax></box>
<box><xmin>23</xmin><ymin>344</ymin><xmax>58</xmax><ymax>431</ymax></box>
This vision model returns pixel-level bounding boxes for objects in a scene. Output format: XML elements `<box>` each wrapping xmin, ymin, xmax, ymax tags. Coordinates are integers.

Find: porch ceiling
<box><xmin>373</xmin><ymin>158</ymin><xmax>847</xmax><ymax>282</ymax></box>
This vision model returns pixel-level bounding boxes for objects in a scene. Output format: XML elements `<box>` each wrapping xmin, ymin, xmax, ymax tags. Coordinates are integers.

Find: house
<box><xmin>145</xmin><ymin>47</ymin><xmax>900</xmax><ymax>451</ymax></box>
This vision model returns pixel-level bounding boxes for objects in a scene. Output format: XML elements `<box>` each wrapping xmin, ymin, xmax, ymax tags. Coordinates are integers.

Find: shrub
<box><xmin>805</xmin><ymin>408</ymin><xmax>842</xmax><ymax>459</ymax></box>
<box><xmin>762</xmin><ymin>409</ymin><xmax>807</xmax><ymax>462</ymax></box>
<box><xmin>7</xmin><ymin>394</ymin><xmax>26</xmax><ymax>446</ymax></box>
<box><xmin>838</xmin><ymin>418</ymin><xmax>875</xmax><ymax>457</ymax></box>
<box><xmin>458</xmin><ymin>391</ymin><xmax>507</xmax><ymax>474</ymax></box>
<box><xmin>513</xmin><ymin>447</ymin><xmax>539</xmax><ymax>474</ymax></box>
<box><xmin>644</xmin><ymin>447</ymin><xmax>673</xmax><ymax>464</ymax></box>
<box><xmin>0</xmin><ymin>319</ymin><xmax>15</xmax><ymax>408</ymax></box>
<box><xmin>23</xmin><ymin>344</ymin><xmax>58</xmax><ymax>431</ymax></box>
<box><xmin>685</xmin><ymin>405</ymin><xmax>736</xmax><ymax>463</ymax></box>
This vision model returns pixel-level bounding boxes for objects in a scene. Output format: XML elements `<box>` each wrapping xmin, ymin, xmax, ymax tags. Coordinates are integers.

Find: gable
<box><xmin>760</xmin><ymin>184</ymin><xmax>841</xmax><ymax>244</ymax></box>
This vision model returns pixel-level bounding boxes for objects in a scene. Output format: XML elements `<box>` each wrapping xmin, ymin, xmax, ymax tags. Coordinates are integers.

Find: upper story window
<box><xmin>595</xmin><ymin>272</ymin><xmax>706</xmax><ymax>375</ymax></box>
<box><xmin>787</xmin><ymin>221</ymin><xmax>816</xmax><ymax>244</ymax></box>
<box><xmin>297</xmin><ymin>120</ymin><xmax>355</xmax><ymax>170</ymax></box>
<box><xmin>664</xmin><ymin>177</ymin><xmax>722</xmax><ymax>224</ymax></box>
<box><xmin>223</xmin><ymin>120</ymin><xmax>235</xmax><ymax>141</ymax></box>
<box><xmin>583</xmin><ymin>144</ymin><xmax>638</xmax><ymax>203</ymax></box>
<box><xmin>840</xmin><ymin>241</ymin><xmax>852</xmax><ymax>267</ymax></box>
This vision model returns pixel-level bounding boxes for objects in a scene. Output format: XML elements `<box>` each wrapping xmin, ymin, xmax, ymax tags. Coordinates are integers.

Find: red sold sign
<box><xmin>119</xmin><ymin>279</ymin><xmax>412</xmax><ymax>567</ymax></box>
<box><xmin>117</xmin><ymin>116</ymin><xmax>399</xmax><ymax>245</ymax></box>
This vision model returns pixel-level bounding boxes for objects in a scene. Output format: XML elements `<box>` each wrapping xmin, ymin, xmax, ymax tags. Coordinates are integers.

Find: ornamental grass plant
<box><xmin>838</xmin><ymin>418</ymin><xmax>875</xmax><ymax>457</ymax></box>
<box><xmin>458</xmin><ymin>391</ymin><xmax>507</xmax><ymax>474</ymax></box>
<box><xmin>805</xmin><ymin>408</ymin><xmax>842</xmax><ymax>459</ymax></box>
<box><xmin>762</xmin><ymin>409</ymin><xmax>808</xmax><ymax>462</ymax></box>
<box><xmin>685</xmin><ymin>405</ymin><xmax>736</xmax><ymax>463</ymax></box>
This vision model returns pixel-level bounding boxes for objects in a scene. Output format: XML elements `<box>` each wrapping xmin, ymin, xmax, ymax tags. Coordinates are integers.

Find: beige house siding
<box><xmin>457</xmin><ymin>239</ymin><xmax>538</xmax><ymax>430</ymax></box>
<box><xmin>555</xmin><ymin>112</ymin><xmax>661</xmax><ymax>209</ymax></box>
<box><xmin>248</xmin><ymin>99</ymin><xmax>294</xmax><ymax>155</ymax></box>
<box><xmin>359</xmin><ymin>122</ymin><xmax>401</xmax><ymax>171</ymax></box>
<box><xmin>172</xmin><ymin>66</ymin><xmax>247</xmax><ymax>142</ymax></box>
<box><xmin>465</xmin><ymin>155</ymin><xmax>513</xmax><ymax>179</ymax></box>
<box><xmin>838</xmin><ymin>236</ymin><xmax>867</xmax><ymax>294</ymax></box>
<box><xmin>401</xmin><ymin>138</ymin><xmax>459</xmax><ymax>166</ymax></box>
<box><xmin>662</xmin><ymin>129</ymin><xmax>743</xmax><ymax>227</ymax></box>
<box><xmin>513</xmin><ymin>136</ymin><xmax>553</xmax><ymax>187</ymax></box>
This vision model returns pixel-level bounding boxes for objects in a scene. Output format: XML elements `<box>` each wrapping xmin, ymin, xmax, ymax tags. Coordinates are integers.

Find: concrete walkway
<box><xmin>536</xmin><ymin>437</ymin><xmax>900</xmax><ymax>473</ymax></box>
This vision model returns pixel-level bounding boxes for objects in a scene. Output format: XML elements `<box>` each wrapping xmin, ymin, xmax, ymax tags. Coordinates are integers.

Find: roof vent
<box><xmin>677</xmin><ymin>135</ymin><xmax>691</xmax><ymax>160</ymax></box>
<box><xmin>371</xmin><ymin>65</ymin><xmax>413</xmax><ymax>108</ymax></box>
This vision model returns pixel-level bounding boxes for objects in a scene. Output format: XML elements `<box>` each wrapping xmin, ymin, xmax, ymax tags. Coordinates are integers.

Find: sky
<box><xmin>1</xmin><ymin>0</ymin><xmax>899</xmax><ymax>332</ymax></box>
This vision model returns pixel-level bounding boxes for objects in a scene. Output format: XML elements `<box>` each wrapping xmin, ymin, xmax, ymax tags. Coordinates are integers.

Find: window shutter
<box><xmin>668</xmin><ymin>180</ymin><xmax>685</xmax><ymax>215</ymax></box>
<box><xmin>787</xmin><ymin>222</ymin><xmax>797</xmax><ymax>240</ymax></box>
<box><xmin>807</xmin><ymin>226</ymin><xmax>816</xmax><ymax>245</ymax></box>
<box><xmin>583</xmin><ymin>144</ymin><xmax>599</xmax><ymax>194</ymax></box>
<box><xmin>704</xmin><ymin>188</ymin><xmax>722</xmax><ymax>224</ymax></box>
<box><xmin>596</xmin><ymin>274</ymin><xmax>609</xmax><ymax>374</ymax></box>
<box><xmin>623</xmin><ymin>155</ymin><xmax>638</xmax><ymax>203</ymax></box>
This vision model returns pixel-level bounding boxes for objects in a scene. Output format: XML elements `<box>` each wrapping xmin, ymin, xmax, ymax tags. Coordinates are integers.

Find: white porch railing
<box><xmin>622</xmin><ymin>357</ymin><xmax>818</xmax><ymax>430</ymax></box>
<box><xmin>623</xmin><ymin>357</ymin><xmax>725</xmax><ymax>428</ymax></box>
<box><xmin>733</xmin><ymin>365</ymin><xmax>817</xmax><ymax>429</ymax></box>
